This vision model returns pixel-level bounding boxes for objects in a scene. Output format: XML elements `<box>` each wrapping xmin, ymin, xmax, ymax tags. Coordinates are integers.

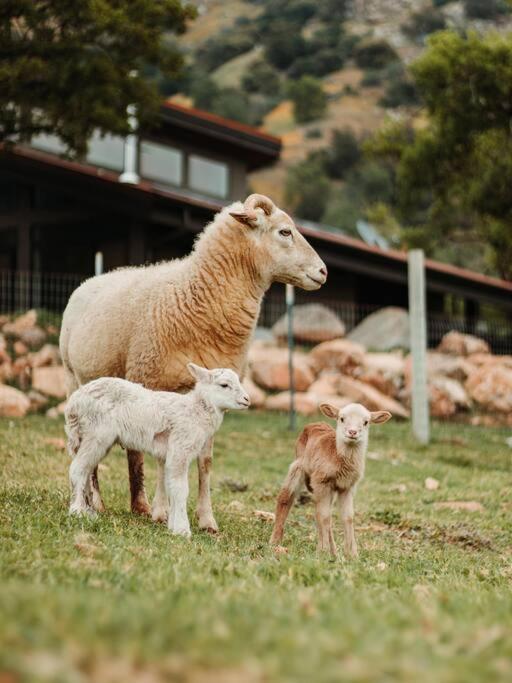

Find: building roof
<box><xmin>2</xmin><ymin>143</ymin><xmax>511</xmax><ymax>308</ymax></box>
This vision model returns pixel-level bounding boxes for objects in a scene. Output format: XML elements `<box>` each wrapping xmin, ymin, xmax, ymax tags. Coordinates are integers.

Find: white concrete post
<box><xmin>286</xmin><ymin>284</ymin><xmax>296</xmax><ymax>431</ymax></box>
<box><xmin>119</xmin><ymin>104</ymin><xmax>140</xmax><ymax>184</ymax></box>
<box><xmin>408</xmin><ymin>249</ymin><xmax>430</xmax><ymax>444</ymax></box>
<box><xmin>94</xmin><ymin>251</ymin><xmax>103</xmax><ymax>276</ymax></box>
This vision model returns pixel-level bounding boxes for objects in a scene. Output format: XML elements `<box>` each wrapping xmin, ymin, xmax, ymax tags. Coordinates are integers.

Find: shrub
<box><xmin>305</xmin><ymin>128</ymin><xmax>323</xmax><ymax>139</ymax></box>
<box><xmin>322</xmin><ymin>191</ymin><xmax>361</xmax><ymax>235</ymax></box>
<box><xmin>324</xmin><ymin>129</ymin><xmax>361</xmax><ymax>179</ymax></box>
<box><xmin>263</xmin><ymin>27</ymin><xmax>308</xmax><ymax>70</ymax></box>
<box><xmin>287</xmin><ymin>76</ymin><xmax>327</xmax><ymax>123</ymax></box>
<box><xmin>402</xmin><ymin>9</ymin><xmax>446</xmax><ymax>40</ymax></box>
<box><xmin>354</xmin><ymin>40</ymin><xmax>399</xmax><ymax>69</ymax></box>
<box><xmin>288</xmin><ymin>49</ymin><xmax>344</xmax><ymax>79</ymax></box>
<box><xmin>196</xmin><ymin>32</ymin><xmax>253</xmax><ymax>72</ymax></box>
<box><xmin>241</xmin><ymin>61</ymin><xmax>281</xmax><ymax>96</ymax></box>
<box><xmin>380</xmin><ymin>78</ymin><xmax>419</xmax><ymax>107</ymax></box>
<box><xmin>285</xmin><ymin>156</ymin><xmax>331</xmax><ymax>221</ymax></box>
<box><xmin>464</xmin><ymin>0</ymin><xmax>509</xmax><ymax>19</ymax></box>
<box><xmin>346</xmin><ymin>162</ymin><xmax>394</xmax><ymax>205</ymax></box>
<box><xmin>361</xmin><ymin>69</ymin><xmax>384</xmax><ymax>87</ymax></box>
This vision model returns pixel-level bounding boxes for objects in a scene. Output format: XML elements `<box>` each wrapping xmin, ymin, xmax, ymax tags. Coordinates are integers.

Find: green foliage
<box><xmin>0</xmin><ymin>0</ymin><xmax>195</xmax><ymax>157</ymax></box>
<box><xmin>241</xmin><ymin>60</ymin><xmax>281</xmax><ymax>96</ymax></box>
<box><xmin>464</xmin><ymin>0</ymin><xmax>509</xmax><ymax>19</ymax></box>
<box><xmin>287</xmin><ymin>76</ymin><xmax>327</xmax><ymax>124</ymax></box>
<box><xmin>285</xmin><ymin>156</ymin><xmax>330</xmax><ymax>220</ymax></box>
<box><xmin>324</xmin><ymin>129</ymin><xmax>361</xmax><ymax>179</ymax></box>
<box><xmin>369</xmin><ymin>30</ymin><xmax>512</xmax><ymax>278</ymax></box>
<box><xmin>346</xmin><ymin>161</ymin><xmax>394</xmax><ymax>205</ymax></box>
<box><xmin>380</xmin><ymin>77</ymin><xmax>419</xmax><ymax>108</ymax></box>
<box><xmin>322</xmin><ymin>191</ymin><xmax>361</xmax><ymax>234</ymax></box>
<box><xmin>196</xmin><ymin>30</ymin><xmax>254</xmax><ymax>73</ymax></box>
<box><xmin>262</xmin><ymin>25</ymin><xmax>308</xmax><ymax>70</ymax></box>
<box><xmin>354</xmin><ymin>39</ymin><xmax>399</xmax><ymax>69</ymax></box>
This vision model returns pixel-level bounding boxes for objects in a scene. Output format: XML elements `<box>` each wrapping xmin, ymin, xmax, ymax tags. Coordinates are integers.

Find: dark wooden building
<box><xmin>1</xmin><ymin>101</ymin><xmax>511</xmax><ymax>325</ymax></box>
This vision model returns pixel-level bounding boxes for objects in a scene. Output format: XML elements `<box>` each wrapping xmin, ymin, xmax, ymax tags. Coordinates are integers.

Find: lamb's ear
<box><xmin>229</xmin><ymin>211</ymin><xmax>259</xmax><ymax>228</ymax></box>
<box><xmin>319</xmin><ymin>403</ymin><xmax>338</xmax><ymax>420</ymax></box>
<box><xmin>187</xmin><ymin>362</ymin><xmax>211</xmax><ymax>382</ymax></box>
<box><xmin>370</xmin><ymin>410</ymin><xmax>392</xmax><ymax>424</ymax></box>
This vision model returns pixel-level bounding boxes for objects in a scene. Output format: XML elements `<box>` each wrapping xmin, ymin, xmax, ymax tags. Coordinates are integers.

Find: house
<box><xmin>0</xmin><ymin>102</ymin><xmax>511</xmax><ymax>345</ymax></box>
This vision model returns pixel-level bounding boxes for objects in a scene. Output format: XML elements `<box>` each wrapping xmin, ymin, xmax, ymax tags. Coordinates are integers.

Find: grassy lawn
<box><xmin>1</xmin><ymin>412</ymin><xmax>511</xmax><ymax>683</ymax></box>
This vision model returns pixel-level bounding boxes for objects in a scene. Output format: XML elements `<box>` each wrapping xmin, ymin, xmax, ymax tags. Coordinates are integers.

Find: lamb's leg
<box><xmin>196</xmin><ymin>437</ymin><xmax>218</xmax><ymax>533</ymax></box>
<box><xmin>166</xmin><ymin>457</ymin><xmax>191</xmax><ymax>538</ymax></box>
<box><xmin>152</xmin><ymin>459</ymin><xmax>168</xmax><ymax>523</ymax></box>
<box><xmin>90</xmin><ymin>467</ymin><xmax>106</xmax><ymax>513</ymax></box>
<box><xmin>69</xmin><ymin>439</ymin><xmax>107</xmax><ymax>516</ymax></box>
<box><xmin>127</xmin><ymin>449</ymin><xmax>151</xmax><ymax>516</ymax></box>
<box><xmin>315</xmin><ymin>492</ymin><xmax>336</xmax><ymax>557</ymax></box>
<box><xmin>339</xmin><ymin>489</ymin><xmax>358</xmax><ymax>558</ymax></box>
<box><xmin>270</xmin><ymin>461</ymin><xmax>303</xmax><ymax>546</ymax></box>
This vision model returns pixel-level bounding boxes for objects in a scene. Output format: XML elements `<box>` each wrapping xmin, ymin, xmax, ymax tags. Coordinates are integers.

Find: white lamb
<box><xmin>65</xmin><ymin>364</ymin><xmax>250</xmax><ymax>537</ymax></box>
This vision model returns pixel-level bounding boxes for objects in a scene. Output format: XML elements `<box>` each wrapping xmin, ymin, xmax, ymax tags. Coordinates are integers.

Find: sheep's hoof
<box><xmin>131</xmin><ymin>499</ymin><xmax>152</xmax><ymax>516</ymax></box>
<box><xmin>205</xmin><ymin>526</ymin><xmax>219</xmax><ymax>535</ymax></box>
<box><xmin>151</xmin><ymin>507</ymin><xmax>168</xmax><ymax>524</ymax></box>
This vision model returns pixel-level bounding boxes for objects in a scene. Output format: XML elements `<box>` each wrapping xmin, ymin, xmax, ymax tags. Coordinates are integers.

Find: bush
<box><xmin>285</xmin><ymin>157</ymin><xmax>331</xmax><ymax>221</ymax></box>
<box><xmin>346</xmin><ymin>162</ymin><xmax>394</xmax><ymax>205</ymax></box>
<box><xmin>354</xmin><ymin>40</ymin><xmax>399</xmax><ymax>69</ymax></box>
<box><xmin>241</xmin><ymin>61</ymin><xmax>281</xmax><ymax>96</ymax></box>
<box><xmin>464</xmin><ymin>0</ymin><xmax>509</xmax><ymax>19</ymax></box>
<box><xmin>287</xmin><ymin>76</ymin><xmax>327</xmax><ymax>123</ymax></box>
<box><xmin>305</xmin><ymin>128</ymin><xmax>322</xmax><ymax>139</ymax></box>
<box><xmin>196</xmin><ymin>32</ymin><xmax>253</xmax><ymax>72</ymax></box>
<box><xmin>361</xmin><ymin>69</ymin><xmax>384</xmax><ymax>87</ymax></box>
<box><xmin>380</xmin><ymin>78</ymin><xmax>419</xmax><ymax>108</ymax></box>
<box><xmin>288</xmin><ymin>49</ymin><xmax>344</xmax><ymax>79</ymax></box>
<box><xmin>322</xmin><ymin>191</ymin><xmax>361</xmax><ymax>235</ymax></box>
<box><xmin>263</xmin><ymin>27</ymin><xmax>308</xmax><ymax>70</ymax></box>
<box><xmin>402</xmin><ymin>9</ymin><xmax>446</xmax><ymax>40</ymax></box>
<box><xmin>324</xmin><ymin>129</ymin><xmax>361</xmax><ymax>179</ymax></box>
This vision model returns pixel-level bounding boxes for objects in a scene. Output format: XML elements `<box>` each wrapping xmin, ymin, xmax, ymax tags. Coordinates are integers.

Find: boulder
<box><xmin>430</xmin><ymin>376</ymin><xmax>470</xmax><ymax>410</ymax></box>
<box><xmin>32</xmin><ymin>366</ymin><xmax>67</xmax><ymax>398</ymax></box>
<box><xmin>0</xmin><ymin>333</ymin><xmax>7</xmax><ymax>362</ymax></box>
<box><xmin>250</xmin><ymin>348</ymin><xmax>315</xmax><ymax>392</ymax></box>
<box><xmin>335</xmin><ymin>375</ymin><xmax>410</xmax><ymax>419</ymax></box>
<box><xmin>0</xmin><ymin>360</ymin><xmax>12</xmax><ymax>383</ymax></box>
<box><xmin>437</xmin><ymin>331</ymin><xmax>490</xmax><ymax>356</ymax></box>
<box><xmin>355</xmin><ymin>369</ymin><xmax>399</xmax><ymax>398</ymax></box>
<box><xmin>272</xmin><ymin>303</ymin><xmax>346</xmax><ymax>344</ymax></box>
<box><xmin>357</xmin><ymin>351</ymin><xmax>405</xmax><ymax>397</ymax></box>
<box><xmin>307</xmin><ymin>394</ymin><xmax>351</xmax><ymax>412</ymax></box>
<box><xmin>27</xmin><ymin>389</ymin><xmax>49</xmax><ymax>412</ymax></box>
<box><xmin>0</xmin><ymin>384</ymin><xmax>31</xmax><ymax>417</ymax></box>
<box><xmin>404</xmin><ymin>352</ymin><xmax>473</xmax><ymax>389</ymax></box>
<box><xmin>242</xmin><ymin>376</ymin><xmax>266</xmax><ymax>409</ymax></box>
<box><xmin>13</xmin><ymin>340</ymin><xmax>29</xmax><ymax>356</ymax></box>
<box><xmin>307</xmin><ymin>373</ymin><xmax>340</xmax><ymax>397</ymax></box>
<box><xmin>347</xmin><ymin>307</ymin><xmax>410</xmax><ymax>351</ymax></box>
<box><xmin>46</xmin><ymin>400</ymin><xmax>67</xmax><ymax>419</ymax></box>
<box><xmin>466</xmin><ymin>365</ymin><xmax>512</xmax><ymax>413</ymax></box>
<box><xmin>19</xmin><ymin>326</ymin><xmax>47</xmax><ymax>348</ymax></box>
<box><xmin>11</xmin><ymin>357</ymin><xmax>31</xmax><ymax>390</ymax></box>
<box><xmin>2</xmin><ymin>309</ymin><xmax>37</xmax><ymax>337</ymax></box>
<box><xmin>265</xmin><ymin>391</ymin><xmax>319</xmax><ymax>416</ymax></box>
<box><xmin>29</xmin><ymin>344</ymin><xmax>61</xmax><ymax>368</ymax></box>
<box><xmin>310</xmin><ymin>339</ymin><xmax>365</xmax><ymax>375</ymax></box>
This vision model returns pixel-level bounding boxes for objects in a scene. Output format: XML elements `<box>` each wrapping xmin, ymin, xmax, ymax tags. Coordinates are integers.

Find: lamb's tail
<box><xmin>64</xmin><ymin>408</ymin><xmax>81</xmax><ymax>457</ymax></box>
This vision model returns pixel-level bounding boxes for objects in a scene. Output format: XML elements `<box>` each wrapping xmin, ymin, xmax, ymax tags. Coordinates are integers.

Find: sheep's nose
<box><xmin>319</xmin><ymin>266</ymin><xmax>327</xmax><ymax>278</ymax></box>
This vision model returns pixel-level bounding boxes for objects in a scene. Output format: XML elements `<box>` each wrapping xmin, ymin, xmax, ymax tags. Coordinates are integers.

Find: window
<box><xmin>87</xmin><ymin>131</ymin><xmax>124</xmax><ymax>171</ymax></box>
<box><xmin>30</xmin><ymin>133</ymin><xmax>66</xmax><ymax>155</ymax></box>
<box><xmin>188</xmin><ymin>154</ymin><xmax>229</xmax><ymax>198</ymax></box>
<box><xmin>140</xmin><ymin>140</ymin><xmax>183</xmax><ymax>186</ymax></box>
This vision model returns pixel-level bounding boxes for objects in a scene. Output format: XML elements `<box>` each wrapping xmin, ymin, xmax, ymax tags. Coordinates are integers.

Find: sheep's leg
<box><xmin>339</xmin><ymin>489</ymin><xmax>358</xmax><ymax>558</ymax></box>
<box><xmin>152</xmin><ymin>459</ymin><xmax>168</xmax><ymax>523</ymax></box>
<box><xmin>127</xmin><ymin>449</ymin><xmax>151</xmax><ymax>516</ymax></box>
<box><xmin>196</xmin><ymin>438</ymin><xmax>218</xmax><ymax>533</ymax></box>
<box><xmin>270</xmin><ymin>462</ymin><xmax>303</xmax><ymax>546</ymax></box>
<box><xmin>90</xmin><ymin>467</ymin><xmax>106</xmax><ymax>513</ymax></box>
<box><xmin>165</xmin><ymin>456</ymin><xmax>191</xmax><ymax>538</ymax></box>
<box><xmin>315</xmin><ymin>492</ymin><xmax>336</xmax><ymax>557</ymax></box>
<box><xmin>69</xmin><ymin>439</ymin><xmax>107</xmax><ymax>516</ymax></box>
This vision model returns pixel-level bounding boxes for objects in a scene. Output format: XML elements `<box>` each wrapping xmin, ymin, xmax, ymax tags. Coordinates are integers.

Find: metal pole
<box><xmin>286</xmin><ymin>284</ymin><xmax>296</xmax><ymax>431</ymax></box>
<box><xmin>95</xmin><ymin>251</ymin><xmax>104</xmax><ymax>276</ymax></box>
<box><xmin>119</xmin><ymin>103</ymin><xmax>140</xmax><ymax>184</ymax></box>
<box><xmin>408</xmin><ymin>249</ymin><xmax>430</xmax><ymax>444</ymax></box>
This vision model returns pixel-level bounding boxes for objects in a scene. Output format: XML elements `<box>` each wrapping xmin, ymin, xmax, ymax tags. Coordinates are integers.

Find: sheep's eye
<box><xmin>279</xmin><ymin>228</ymin><xmax>292</xmax><ymax>238</ymax></box>
<box><xmin>220</xmin><ymin>383</ymin><xmax>229</xmax><ymax>388</ymax></box>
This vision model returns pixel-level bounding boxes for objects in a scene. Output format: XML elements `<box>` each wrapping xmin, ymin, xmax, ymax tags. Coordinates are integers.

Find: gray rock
<box><xmin>348</xmin><ymin>307</ymin><xmax>410</xmax><ymax>351</ymax></box>
<box><xmin>272</xmin><ymin>303</ymin><xmax>346</xmax><ymax>344</ymax></box>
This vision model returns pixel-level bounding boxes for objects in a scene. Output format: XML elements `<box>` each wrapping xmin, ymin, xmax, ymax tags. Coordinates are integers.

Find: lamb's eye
<box><xmin>279</xmin><ymin>228</ymin><xmax>292</xmax><ymax>238</ymax></box>
<box><xmin>339</xmin><ymin>417</ymin><xmax>344</xmax><ymax>423</ymax></box>
<box><xmin>220</xmin><ymin>383</ymin><xmax>229</xmax><ymax>388</ymax></box>
<box><xmin>364</xmin><ymin>420</ymin><xmax>369</xmax><ymax>426</ymax></box>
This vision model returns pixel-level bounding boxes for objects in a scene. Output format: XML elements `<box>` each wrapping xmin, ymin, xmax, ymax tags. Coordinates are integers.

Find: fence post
<box><xmin>286</xmin><ymin>284</ymin><xmax>296</xmax><ymax>431</ymax></box>
<box><xmin>95</xmin><ymin>251</ymin><xmax>104</xmax><ymax>276</ymax></box>
<box><xmin>408</xmin><ymin>249</ymin><xmax>430</xmax><ymax>444</ymax></box>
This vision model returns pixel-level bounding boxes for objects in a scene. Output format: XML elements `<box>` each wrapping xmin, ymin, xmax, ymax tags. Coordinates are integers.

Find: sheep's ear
<box><xmin>229</xmin><ymin>211</ymin><xmax>259</xmax><ymax>228</ymax></box>
<box><xmin>187</xmin><ymin>362</ymin><xmax>211</xmax><ymax>382</ymax></box>
<box><xmin>319</xmin><ymin>403</ymin><xmax>338</xmax><ymax>420</ymax></box>
<box><xmin>370</xmin><ymin>410</ymin><xmax>392</xmax><ymax>424</ymax></box>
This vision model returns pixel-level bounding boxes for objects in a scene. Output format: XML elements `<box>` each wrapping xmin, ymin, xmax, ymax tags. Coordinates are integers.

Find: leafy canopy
<box><xmin>368</xmin><ymin>30</ymin><xmax>512</xmax><ymax>279</ymax></box>
<box><xmin>0</xmin><ymin>0</ymin><xmax>195</xmax><ymax>157</ymax></box>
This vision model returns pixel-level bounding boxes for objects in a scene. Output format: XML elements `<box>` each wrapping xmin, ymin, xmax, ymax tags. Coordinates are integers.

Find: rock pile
<box><xmin>0</xmin><ymin>310</ymin><xmax>66</xmax><ymax>418</ymax></box>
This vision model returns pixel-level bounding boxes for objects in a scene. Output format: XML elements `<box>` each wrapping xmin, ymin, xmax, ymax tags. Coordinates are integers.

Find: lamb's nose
<box><xmin>348</xmin><ymin>429</ymin><xmax>357</xmax><ymax>437</ymax></box>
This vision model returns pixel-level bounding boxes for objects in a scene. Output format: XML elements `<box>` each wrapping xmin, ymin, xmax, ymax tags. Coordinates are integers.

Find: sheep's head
<box><xmin>187</xmin><ymin>363</ymin><xmax>250</xmax><ymax>412</ymax></box>
<box><xmin>319</xmin><ymin>402</ymin><xmax>391</xmax><ymax>446</ymax></box>
<box><xmin>229</xmin><ymin>194</ymin><xmax>327</xmax><ymax>290</ymax></box>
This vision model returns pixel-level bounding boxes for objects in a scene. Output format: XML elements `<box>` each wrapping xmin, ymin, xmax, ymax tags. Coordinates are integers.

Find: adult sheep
<box><xmin>60</xmin><ymin>193</ymin><xmax>327</xmax><ymax>532</ymax></box>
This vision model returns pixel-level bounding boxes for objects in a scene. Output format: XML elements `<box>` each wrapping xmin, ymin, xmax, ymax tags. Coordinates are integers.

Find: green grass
<box><xmin>1</xmin><ymin>413</ymin><xmax>511</xmax><ymax>682</ymax></box>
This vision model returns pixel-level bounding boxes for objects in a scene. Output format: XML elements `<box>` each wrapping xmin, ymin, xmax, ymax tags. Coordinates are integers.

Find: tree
<box><xmin>241</xmin><ymin>61</ymin><xmax>281</xmax><ymax>96</ymax></box>
<box><xmin>0</xmin><ymin>0</ymin><xmax>194</xmax><ymax>157</ymax></box>
<box><xmin>367</xmin><ymin>30</ymin><xmax>512</xmax><ymax>279</ymax></box>
<box><xmin>464</xmin><ymin>0</ymin><xmax>509</xmax><ymax>19</ymax></box>
<box><xmin>324</xmin><ymin>129</ymin><xmax>361</xmax><ymax>179</ymax></box>
<box><xmin>285</xmin><ymin>156</ymin><xmax>330</xmax><ymax>221</ymax></box>
<box><xmin>287</xmin><ymin>76</ymin><xmax>327</xmax><ymax>123</ymax></box>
